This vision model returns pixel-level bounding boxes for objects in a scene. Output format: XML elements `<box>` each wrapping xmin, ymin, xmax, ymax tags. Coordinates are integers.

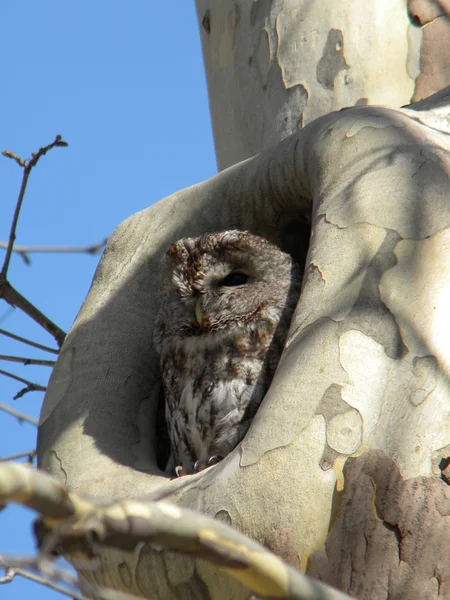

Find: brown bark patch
<box><xmin>264</xmin><ymin>527</ymin><xmax>301</xmax><ymax>570</ymax></box>
<box><xmin>307</xmin><ymin>450</ymin><xmax>450</xmax><ymax>599</ymax></box>
<box><xmin>409</xmin><ymin>1</ymin><xmax>450</xmax><ymax>102</ymax></box>
<box><xmin>408</xmin><ymin>0</ymin><xmax>450</xmax><ymax>25</ymax></box>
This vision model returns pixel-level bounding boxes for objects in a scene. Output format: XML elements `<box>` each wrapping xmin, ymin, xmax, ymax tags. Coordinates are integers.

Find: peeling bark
<box><xmin>308</xmin><ymin>450</ymin><xmax>450</xmax><ymax>599</ymax></box>
<box><xmin>409</xmin><ymin>0</ymin><xmax>450</xmax><ymax>102</ymax></box>
<box><xmin>36</xmin><ymin>3</ymin><xmax>450</xmax><ymax>597</ymax></box>
<box><xmin>195</xmin><ymin>0</ymin><xmax>421</xmax><ymax>170</ymax></box>
<box><xmin>38</xmin><ymin>91</ymin><xmax>450</xmax><ymax>598</ymax></box>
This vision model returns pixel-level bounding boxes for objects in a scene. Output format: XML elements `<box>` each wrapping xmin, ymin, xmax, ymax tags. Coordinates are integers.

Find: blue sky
<box><xmin>0</xmin><ymin>2</ymin><xmax>216</xmax><ymax>598</ymax></box>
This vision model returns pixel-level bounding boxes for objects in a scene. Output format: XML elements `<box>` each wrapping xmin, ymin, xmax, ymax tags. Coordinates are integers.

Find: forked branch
<box><xmin>1</xmin><ymin>135</ymin><xmax>68</xmax><ymax>279</ymax></box>
<box><xmin>0</xmin><ymin>135</ymin><xmax>68</xmax><ymax>347</ymax></box>
<box><xmin>0</xmin><ymin>463</ymin><xmax>352</xmax><ymax>600</ymax></box>
<box><xmin>0</xmin><ymin>369</ymin><xmax>46</xmax><ymax>399</ymax></box>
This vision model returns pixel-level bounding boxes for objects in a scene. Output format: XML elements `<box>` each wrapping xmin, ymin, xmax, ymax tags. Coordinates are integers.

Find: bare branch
<box><xmin>0</xmin><ymin>555</ymin><xmax>142</xmax><ymax>600</ymax></box>
<box><xmin>0</xmin><ymin>464</ymin><xmax>353</xmax><ymax>600</ymax></box>
<box><xmin>0</xmin><ymin>402</ymin><xmax>38</xmax><ymax>425</ymax></box>
<box><xmin>13</xmin><ymin>386</ymin><xmax>46</xmax><ymax>400</ymax></box>
<box><xmin>0</xmin><ymin>238</ymin><xmax>108</xmax><ymax>266</ymax></box>
<box><xmin>1</xmin><ymin>135</ymin><xmax>68</xmax><ymax>279</ymax></box>
<box><xmin>0</xmin><ymin>355</ymin><xmax>55</xmax><ymax>367</ymax></box>
<box><xmin>0</xmin><ymin>369</ymin><xmax>46</xmax><ymax>399</ymax></box>
<box><xmin>0</xmin><ymin>567</ymin><xmax>15</xmax><ymax>583</ymax></box>
<box><xmin>12</xmin><ymin>568</ymin><xmax>84</xmax><ymax>600</ymax></box>
<box><xmin>0</xmin><ymin>555</ymin><xmax>82</xmax><ymax>598</ymax></box>
<box><xmin>0</xmin><ymin>136</ymin><xmax>68</xmax><ymax>346</ymax></box>
<box><xmin>2</xmin><ymin>152</ymin><xmax>25</xmax><ymax>168</ymax></box>
<box><xmin>0</xmin><ymin>450</ymin><xmax>36</xmax><ymax>463</ymax></box>
<box><xmin>0</xmin><ymin>282</ymin><xmax>66</xmax><ymax>347</ymax></box>
<box><xmin>26</xmin><ymin>135</ymin><xmax>69</xmax><ymax>169</ymax></box>
<box><xmin>0</xmin><ymin>308</ymin><xmax>14</xmax><ymax>325</ymax></box>
<box><xmin>0</xmin><ymin>368</ymin><xmax>46</xmax><ymax>389</ymax></box>
<box><xmin>0</xmin><ymin>329</ymin><xmax>58</xmax><ymax>355</ymax></box>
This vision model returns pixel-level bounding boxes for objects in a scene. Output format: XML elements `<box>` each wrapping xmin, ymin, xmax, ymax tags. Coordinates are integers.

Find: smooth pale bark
<box><xmin>194</xmin><ymin>0</ymin><xmax>424</xmax><ymax>170</ymax></box>
<box><xmin>38</xmin><ymin>89</ymin><xmax>450</xmax><ymax>599</ymax></box>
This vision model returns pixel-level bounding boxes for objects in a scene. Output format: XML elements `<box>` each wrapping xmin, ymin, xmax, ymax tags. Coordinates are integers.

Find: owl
<box><xmin>154</xmin><ymin>231</ymin><xmax>302</xmax><ymax>476</ymax></box>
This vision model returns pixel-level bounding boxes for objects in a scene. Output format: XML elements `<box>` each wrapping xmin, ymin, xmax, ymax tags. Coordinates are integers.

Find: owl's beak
<box><xmin>195</xmin><ymin>298</ymin><xmax>204</xmax><ymax>325</ymax></box>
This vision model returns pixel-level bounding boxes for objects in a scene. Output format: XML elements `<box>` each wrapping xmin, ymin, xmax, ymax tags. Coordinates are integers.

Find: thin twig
<box><xmin>1</xmin><ymin>135</ymin><xmax>68</xmax><ymax>278</ymax></box>
<box><xmin>0</xmin><ymin>136</ymin><xmax>68</xmax><ymax>346</ymax></box>
<box><xmin>0</xmin><ymin>450</ymin><xmax>36</xmax><ymax>463</ymax></box>
<box><xmin>0</xmin><ymin>567</ymin><xmax>15</xmax><ymax>583</ymax></box>
<box><xmin>0</xmin><ymin>308</ymin><xmax>14</xmax><ymax>325</ymax></box>
<box><xmin>0</xmin><ymin>555</ymin><xmax>83</xmax><ymax>599</ymax></box>
<box><xmin>0</xmin><ymin>355</ymin><xmax>55</xmax><ymax>367</ymax></box>
<box><xmin>0</xmin><ymin>238</ymin><xmax>108</xmax><ymax>266</ymax></box>
<box><xmin>0</xmin><ymin>329</ymin><xmax>59</xmax><ymax>354</ymax></box>
<box><xmin>0</xmin><ymin>402</ymin><xmax>38</xmax><ymax>425</ymax></box>
<box><xmin>0</xmin><ymin>369</ymin><xmax>46</xmax><ymax>390</ymax></box>
<box><xmin>1</xmin><ymin>168</ymin><xmax>30</xmax><ymax>277</ymax></box>
<box><xmin>0</xmin><ymin>282</ymin><xmax>66</xmax><ymax>347</ymax></box>
<box><xmin>0</xmin><ymin>555</ymin><xmax>78</xmax><ymax>587</ymax></box>
<box><xmin>0</xmin><ymin>562</ymin><xmax>138</xmax><ymax>600</ymax></box>
<box><xmin>14</xmin><ymin>386</ymin><xmax>46</xmax><ymax>400</ymax></box>
<box><xmin>0</xmin><ymin>369</ymin><xmax>46</xmax><ymax>399</ymax></box>
<box><xmin>13</xmin><ymin>569</ymin><xmax>84</xmax><ymax>600</ymax></box>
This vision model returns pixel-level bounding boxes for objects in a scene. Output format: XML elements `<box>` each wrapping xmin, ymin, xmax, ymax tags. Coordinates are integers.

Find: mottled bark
<box><xmin>308</xmin><ymin>451</ymin><xmax>450</xmax><ymax>599</ymax></box>
<box><xmin>38</xmin><ymin>91</ymin><xmax>450</xmax><ymax>598</ymax></box>
<box><xmin>195</xmin><ymin>0</ymin><xmax>423</xmax><ymax>170</ymax></box>
<box><xmin>38</xmin><ymin>1</ymin><xmax>450</xmax><ymax>597</ymax></box>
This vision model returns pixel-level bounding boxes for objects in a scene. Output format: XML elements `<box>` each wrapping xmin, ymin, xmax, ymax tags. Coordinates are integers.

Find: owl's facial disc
<box><xmin>194</xmin><ymin>270</ymin><xmax>251</xmax><ymax>327</ymax></box>
<box><xmin>190</xmin><ymin>267</ymin><xmax>259</xmax><ymax>331</ymax></box>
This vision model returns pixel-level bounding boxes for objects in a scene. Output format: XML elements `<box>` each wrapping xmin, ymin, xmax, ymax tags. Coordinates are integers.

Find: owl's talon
<box><xmin>175</xmin><ymin>465</ymin><xmax>184</xmax><ymax>477</ymax></box>
<box><xmin>193</xmin><ymin>456</ymin><xmax>223</xmax><ymax>473</ymax></box>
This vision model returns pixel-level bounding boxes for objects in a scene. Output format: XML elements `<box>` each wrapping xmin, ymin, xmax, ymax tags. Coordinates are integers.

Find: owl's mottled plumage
<box><xmin>154</xmin><ymin>231</ymin><xmax>302</xmax><ymax>475</ymax></box>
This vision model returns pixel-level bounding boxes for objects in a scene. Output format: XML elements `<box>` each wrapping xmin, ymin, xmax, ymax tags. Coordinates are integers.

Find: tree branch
<box><xmin>0</xmin><ymin>556</ymin><xmax>143</xmax><ymax>600</ymax></box>
<box><xmin>0</xmin><ymin>464</ymin><xmax>352</xmax><ymax>600</ymax></box>
<box><xmin>0</xmin><ymin>555</ymin><xmax>83</xmax><ymax>599</ymax></box>
<box><xmin>0</xmin><ymin>282</ymin><xmax>66</xmax><ymax>347</ymax></box>
<box><xmin>0</xmin><ymin>450</ymin><xmax>36</xmax><ymax>463</ymax></box>
<box><xmin>1</xmin><ymin>135</ymin><xmax>68</xmax><ymax>279</ymax></box>
<box><xmin>0</xmin><ymin>567</ymin><xmax>15</xmax><ymax>583</ymax></box>
<box><xmin>0</xmin><ymin>238</ymin><xmax>108</xmax><ymax>266</ymax></box>
<box><xmin>0</xmin><ymin>136</ymin><xmax>68</xmax><ymax>349</ymax></box>
<box><xmin>0</xmin><ymin>355</ymin><xmax>55</xmax><ymax>367</ymax></box>
<box><xmin>9</xmin><ymin>568</ymin><xmax>84</xmax><ymax>600</ymax></box>
<box><xmin>0</xmin><ymin>369</ymin><xmax>46</xmax><ymax>400</ymax></box>
<box><xmin>0</xmin><ymin>329</ymin><xmax>58</xmax><ymax>354</ymax></box>
<box><xmin>0</xmin><ymin>402</ymin><xmax>38</xmax><ymax>425</ymax></box>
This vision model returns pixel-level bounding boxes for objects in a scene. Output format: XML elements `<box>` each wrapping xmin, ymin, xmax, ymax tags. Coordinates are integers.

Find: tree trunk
<box><xmin>38</xmin><ymin>2</ymin><xmax>450</xmax><ymax>599</ymax></box>
<box><xmin>194</xmin><ymin>0</ymin><xmax>424</xmax><ymax>170</ymax></box>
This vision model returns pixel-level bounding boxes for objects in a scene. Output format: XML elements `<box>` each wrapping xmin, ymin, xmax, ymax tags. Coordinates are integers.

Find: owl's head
<box><xmin>156</xmin><ymin>231</ymin><xmax>301</xmax><ymax>341</ymax></box>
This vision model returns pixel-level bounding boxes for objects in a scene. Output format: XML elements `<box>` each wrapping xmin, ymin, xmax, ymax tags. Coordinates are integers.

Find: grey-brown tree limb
<box><xmin>0</xmin><ymin>463</ymin><xmax>351</xmax><ymax>600</ymax></box>
<box><xmin>37</xmin><ymin>3</ymin><xmax>450</xmax><ymax>599</ymax></box>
